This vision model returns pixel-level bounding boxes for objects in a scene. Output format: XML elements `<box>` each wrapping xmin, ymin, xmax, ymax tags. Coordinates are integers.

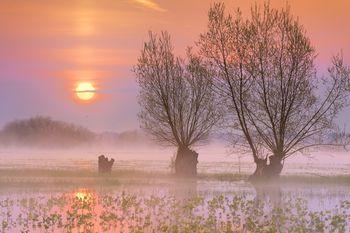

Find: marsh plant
<box><xmin>1</xmin><ymin>190</ymin><xmax>350</xmax><ymax>233</ymax></box>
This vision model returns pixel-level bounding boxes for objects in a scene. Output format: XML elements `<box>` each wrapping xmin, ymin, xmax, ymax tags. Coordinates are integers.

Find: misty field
<box><xmin>2</xmin><ymin>0</ymin><xmax>350</xmax><ymax>232</ymax></box>
<box><xmin>1</xmin><ymin>149</ymin><xmax>350</xmax><ymax>233</ymax></box>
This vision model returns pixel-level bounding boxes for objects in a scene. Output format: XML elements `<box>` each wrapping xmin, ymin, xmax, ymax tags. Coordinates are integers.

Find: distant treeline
<box><xmin>0</xmin><ymin>116</ymin><xmax>147</xmax><ymax>148</ymax></box>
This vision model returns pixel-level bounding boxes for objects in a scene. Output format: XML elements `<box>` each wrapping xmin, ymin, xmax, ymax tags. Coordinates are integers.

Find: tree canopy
<box><xmin>135</xmin><ymin>31</ymin><xmax>221</xmax><ymax>149</ymax></box>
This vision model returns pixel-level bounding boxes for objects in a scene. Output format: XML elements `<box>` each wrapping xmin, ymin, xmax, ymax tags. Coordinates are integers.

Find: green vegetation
<box><xmin>1</xmin><ymin>192</ymin><xmax>349</xmax><ymax>233</ymax></box>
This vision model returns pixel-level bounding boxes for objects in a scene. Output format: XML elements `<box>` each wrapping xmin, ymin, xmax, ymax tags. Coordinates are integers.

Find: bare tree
<box><xmin>198</xmin><ymin>3</ymin><xmax>350</xmax><ymax>179</ymax></box>
<box><xmin>134</xmin><ymin>31</ymin><xmax>221</xmax><ymax>176</ymax></box>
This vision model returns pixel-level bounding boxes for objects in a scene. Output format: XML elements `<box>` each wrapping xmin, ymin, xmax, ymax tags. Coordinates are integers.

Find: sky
<box><xmin>0</xmin><ymin>0</ymin><xmax>349</xmax><ymax>132</ymax></box>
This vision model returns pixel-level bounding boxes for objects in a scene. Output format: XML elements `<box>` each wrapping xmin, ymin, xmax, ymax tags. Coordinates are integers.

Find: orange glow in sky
<box><xmin>0</xmin><ymin>0</ymin><xmax>349</xmax><ymax>131</ymax></box>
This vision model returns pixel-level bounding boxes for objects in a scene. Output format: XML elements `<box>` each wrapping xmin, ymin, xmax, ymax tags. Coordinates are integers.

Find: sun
<box><xmin>75</xmin><ymin>82</ymin><xmax>96</xmax><ymax>101</ymax></box>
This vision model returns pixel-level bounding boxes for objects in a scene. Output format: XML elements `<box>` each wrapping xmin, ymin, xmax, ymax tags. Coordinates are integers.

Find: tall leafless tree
<box><xmin>198</xmin><ymin>3</ymin><xmax>350</xmax><ymax>179</ymax></box>
<box><xmin>134</xmin><ymin>31</ymin><xmax>221</xmax><ymax>176</ymax></box>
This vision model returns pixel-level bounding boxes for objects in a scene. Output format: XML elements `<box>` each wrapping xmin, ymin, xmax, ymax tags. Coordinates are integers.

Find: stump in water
<box><xmin>98</xmin><ymin>155</ymin><xmax>114</xmax><ymax>174</ymax></box>
<box><xmin>174</xmin><ymin>147</ymin><xmax>198</xmax><ymax>177</ymax></box>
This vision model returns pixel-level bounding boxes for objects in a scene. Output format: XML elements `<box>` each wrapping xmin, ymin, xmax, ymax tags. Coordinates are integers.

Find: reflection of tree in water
<box><xmin>253</xmin><ymin>182</ymin><xmax>282</xmax><ymax>207</ymax></box>
<box><xmin>169</xmin><ymin>179</ymin><xmax>198</xmax><ymax>200</ymax></box>
<box><xmin>251</xmin><ymin>182</ymin><xmax>283</xmax><ymax>231</ymax></box>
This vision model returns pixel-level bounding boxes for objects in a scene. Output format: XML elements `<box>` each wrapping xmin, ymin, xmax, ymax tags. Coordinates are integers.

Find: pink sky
<box><xmin>0</xmin><ymin>0</ymin><xmax>349</xmax><ymax>132</ymax></box>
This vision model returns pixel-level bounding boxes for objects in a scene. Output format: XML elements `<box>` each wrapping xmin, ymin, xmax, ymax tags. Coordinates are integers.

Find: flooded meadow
<box><xmin>1</xmin><ymin>148</ymin><xmax>350</xmax><ymax>232</ymax></box>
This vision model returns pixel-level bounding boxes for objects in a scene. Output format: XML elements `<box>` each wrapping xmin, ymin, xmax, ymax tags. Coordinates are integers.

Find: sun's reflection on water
<box><xmin>74</xmin><ymin>189</ymin><xmax>95</xmax><ymax>203</ymax></box>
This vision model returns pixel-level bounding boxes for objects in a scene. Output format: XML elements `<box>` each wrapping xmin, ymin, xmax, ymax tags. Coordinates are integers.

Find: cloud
<box><xmin>132</xmin><ymin>0</ymin><xmax>166</xmax><ymax>12</ymax></box>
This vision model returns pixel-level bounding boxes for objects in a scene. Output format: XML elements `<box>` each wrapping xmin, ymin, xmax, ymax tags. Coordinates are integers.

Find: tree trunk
<box><xmin>174</xmin><ymin>146</ymin><xmax>198</xmax><ymax>177</ymax></box>
<box><xmin>249</xmin><ymin>156</ymin><xmax>283</xmax><ymax>181</ymax></box>
<box><xmin>249</xmin><ymin>157</ymin><xmax>267</xmax><ymax>181</ymax></box>
<box><xmin>264</xmin><ymin>155</ymin><xmax>283</xmax><ymax>177</ymax></box>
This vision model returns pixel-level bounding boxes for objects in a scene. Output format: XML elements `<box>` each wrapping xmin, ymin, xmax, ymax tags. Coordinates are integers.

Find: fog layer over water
<box><xmin>1</xmin><ymin>144</ymin><xmax>349</xmax><ymax>176</ymax></box>
<box><xmin>1</xmin><ymin>145</ymin><xmax>350</xmax><ymax>232</ymax></box>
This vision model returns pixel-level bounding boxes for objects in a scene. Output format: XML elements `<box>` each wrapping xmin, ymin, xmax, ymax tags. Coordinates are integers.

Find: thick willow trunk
<box><xmin>264</xmin><ymin>155</ymin><xmax>283</xmax><ymax>177</ymax></box>
<box><xmin>251</xmin><ymin>157</ymin><xmax>267</xmax><ymax>177</ymax></box>
<box><xmin>249</xmin><ymin>155</ymin><xmax>283</xmax><ymax>181</ymax></box>
<box><xmin>174</xmin><ymin>146</ymin><xmax>198</xmax><ymax>177</ymax></box>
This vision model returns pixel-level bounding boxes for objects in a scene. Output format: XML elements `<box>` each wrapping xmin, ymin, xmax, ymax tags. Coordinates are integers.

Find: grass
<box><xmin>1</xmin><ymin>169</ymin><xmax>350</xmax><ymax>232</ymax></box>
<box><xmin>1</xmin><ymin>192</ymin><xmax>349</xmax><ymax>232</ymax></box>
<box><xmin>0</xmin><ymin>168</ymin><xmax>350</xmax><ymax>188</ymax></box>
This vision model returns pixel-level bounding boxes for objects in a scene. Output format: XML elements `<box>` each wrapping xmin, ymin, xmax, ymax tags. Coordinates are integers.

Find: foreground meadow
<box><xmin>1</xmin><ymin>169</ymin><xmax>350</xmax><ymax>233</ymax></box>
<box><xmin>1</xmin><ymin>189</ymin><xmax>350</xmax><ymax>233</ymax></box>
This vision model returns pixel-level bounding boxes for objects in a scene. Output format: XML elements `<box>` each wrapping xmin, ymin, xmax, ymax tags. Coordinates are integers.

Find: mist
<box><xmin>1</xmin><ymin>0</ymin><xmax>350</xmax><ymax>232</ymax></box>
